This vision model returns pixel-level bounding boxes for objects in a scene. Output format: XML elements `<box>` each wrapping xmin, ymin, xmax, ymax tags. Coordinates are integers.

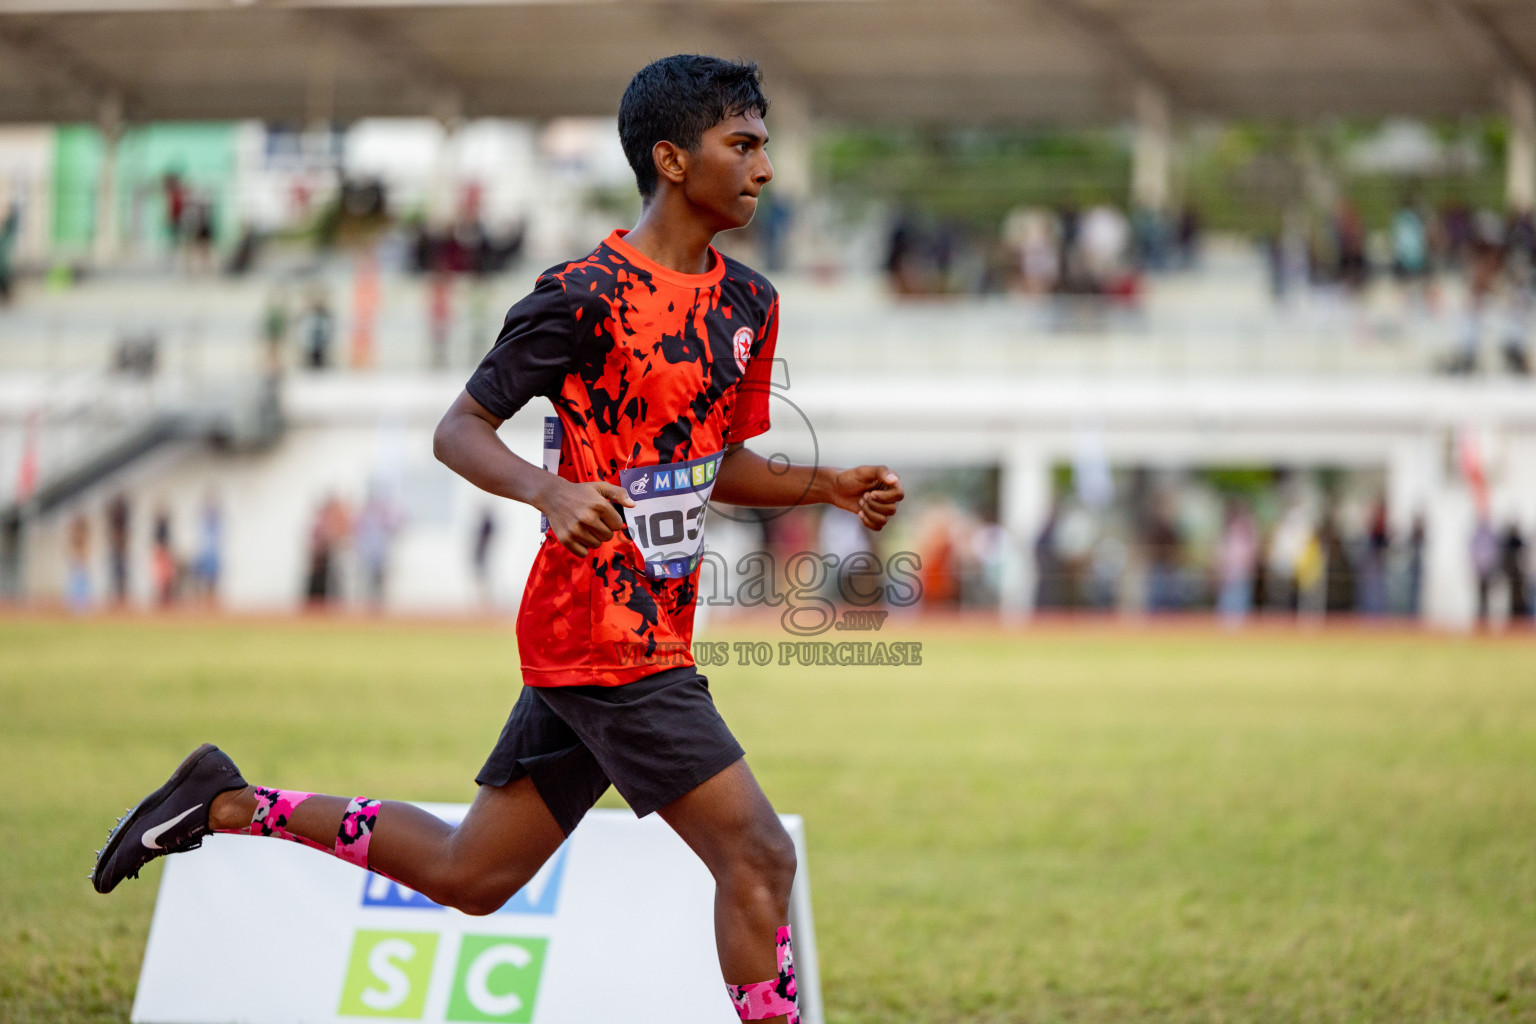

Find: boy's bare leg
<box><xmin>210</xmin><ymin>775</ymin><xmax>566</xmax><ymax>916</ymax></box>
<box><xmin>659</xmin><ymin>759</ymin><xmax>798</xmax><ymax>1024</ymax></box>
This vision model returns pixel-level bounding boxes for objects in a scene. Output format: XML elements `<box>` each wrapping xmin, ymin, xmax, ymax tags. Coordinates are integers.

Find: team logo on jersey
<box><xmin>732</xmin><ymin>327</ymin><xmax>754</xmax><ymax>374</ymax></box>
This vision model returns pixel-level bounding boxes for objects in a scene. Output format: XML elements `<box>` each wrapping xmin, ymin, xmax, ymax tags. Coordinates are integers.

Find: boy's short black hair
<box><xmin>618</xmin><ymin>54</ymin><xmax>770</xmax><ymax>199</ymax></box>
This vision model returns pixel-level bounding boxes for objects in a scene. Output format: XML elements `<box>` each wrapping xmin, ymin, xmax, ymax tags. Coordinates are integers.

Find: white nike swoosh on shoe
<box><xmin>141</xmin><ymin>804</ymin><xmax>203</xmax><ymax>850</ymax></box>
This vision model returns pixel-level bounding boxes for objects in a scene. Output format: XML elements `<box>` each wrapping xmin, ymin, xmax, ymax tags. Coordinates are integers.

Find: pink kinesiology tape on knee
<box><xmin>727</xmin><ymin>926</ymin><xmax>799</xmax><ymax>1022</ymax></box>
<box><xmin>334</xmin><ymin>797</ymin><xmax>380</xmax><ymax>868</ymax></box>
<box><xmin>218</xmin><ymin>786</ymin><xmax>330</xmax><ymax>853</ymax></box>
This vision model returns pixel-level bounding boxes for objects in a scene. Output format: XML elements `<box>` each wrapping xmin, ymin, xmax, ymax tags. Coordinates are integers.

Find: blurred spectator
<box><xmin>1320</xmin><ymin>513</ymin><xmax>1355</xmax><ymax>613</ymax></box>
<box><xmin>162</xmin><ymin>172</ymin><xmax>188</xmax><ymax>255</ymax></box>
<box><xmin>1502</xmin><ymin>523</ymin><xmax>1530</xmax><ymax>621</ymax></box>
<box><xmin>1130</xmin><ymin>205</ymin><xmax>1168</xmax><ymax>272</ymax></box>
<box><xmin>1267</xmin><ymin>503</ymin><xmax>1312</xmax><ymax>611</ymax></box>
<box><xmin>1079</xmin><ymin>205</ymin><xmax>1129</xmax><ymax>289</ymax></box>
<box><xmin>354</xmin><ymin>484</ymin><xmax>400</xmax><ymax>611</ymax></box>
<box><xmin>1143</xmin><ymin>504</ymin><xmax>1183</xmax><ymax>612</ymax></box>
<box><xmin>1175</xmin><ymin>204</ymin><xmax>1203</xmax><ymax>270</ymax></box>
<box><xmin>1002</xmin><ymin>207</ymin><xmax>1060</xmax><ymax>294</ymax></box>
<box><xmin>1294</xmin><ymin>527</ymin><xmax>1325</xmax><ymax>617</ymax></box>
<box><xmin>473</xmin><ymin>508</ymin><xmax>497</xmax><ymax>608</ymax></box>
<box><xmin>187</xmin><ymin>194</ymin><xmax>216</xmax><ymax>274</ymax></box>
<box><xmin>1440</xmin><ymin>200</ymin><xmax>1473</xmax><ymax>268</ymax></box>
<box><xmin>1333</xmin><ymin>201</ymin><xmax>1369</xmax><ymax>292</ymax></box>
<box><xmin>759</xmin><ymin>198</ymin><xmax>793</xmax><ymax>273</ymax></box>
<box><xmin>151</xmin><ymin>506</ymin><xmax>177</xmax><ymax>607</ymax></box>
<box><xmin>1391</xmin><ymin>199</ymin><xmax>1430</xmax><ymax>287</ymax></box>
<box><xmin>1216</xmin><ymin>500</ymin><xmax>1258</xmax><ymax>623</ymax></box>
<box><xmin>1472</xmin><ymin>517</ymin><xmax>1499</xmax><ymax>623</ymax></box>
<box><xmin>1502</xmin><ymin>210</ymin><xmax>1534</xmax><ymax>375</ymax></box>
<box><xmin>930</xmin><ymin>219</ymin><xmax>961</xmax><ymax>292</ymax></box>
<box><xmin>1057</xmin><ymin>203</ymin><xmax>1081</xmax><ymax>284</ymax></box>
<box><xmin>106</xmin><ymin>494</ymin><xmax>131</xmax><ymax>606</ymax></box>
<box><xmin>916</xmin><ymin>506</ymin><xmax>960</xmax><ymax>608</ymax></box>
<box><xmin>304</xmin><ymin>495</ymin><xmax>351</xmax><ymax>607</ymax></box>
<box><xmin>261</xmin><ymin>286</ymin><xmax>291</xmax><ymax>371</ymax></box>
<box><xmin>190</xmin><ymin>495</ymin><xmax>223</xmax><ymax>605</ymax></box>
<box><xmin>884</xmin><ymin>213</ymin><xmax>920</xmax><ymax>296</ymax></box>
<box><xmin>225</xmin><ymin>222</ymin><xmax>261</xmax><ymax>276</ymax></box>
<box><xmin>1033</xmin><ymin>505</ymin><xmax>1065</xmax><ymax>609</ymax></box>
<box><xmin>0</xmin><ymin>201</ymin><xmax>18</xmax><ymax>305</ymax></box>
<box><xmin>1265</xmin><ymin>213</ymin><xmax>1310</xmax><ymax>305</ymax></box>
<box><xmin>1357</xmin><ymin>500</ymin><xmax>1391</xmax><ymax>615</ymax></box>
<box><xmin>302</xmin><ymin>286</ymin><xmax>336</xmax><ymax>369</ymax></box>
<box><xmin>66</xmin><ymin>514</ymin><xmax>91</xmax><ymax>613</ymax></box>
<box><xmin>1450</xmin><ymin>227</ymin><xmax>1505</xmax><ymax>374</ymax></box>
<box><xmin>1406</xmin><ymin>517</ymin><xmax>1426</xmax><ymax>616</ymax></box>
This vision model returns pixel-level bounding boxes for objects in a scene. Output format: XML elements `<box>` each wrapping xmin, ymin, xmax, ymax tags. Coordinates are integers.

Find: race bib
<box><xmin>619</xmin><ymin>449</ymin><xmax>724</xmax><ymax>580</ymax></box>
<box><xmin>538</xmin><ymin>416</ymin><xmax>562</xmax><ymax>535</ymax></box>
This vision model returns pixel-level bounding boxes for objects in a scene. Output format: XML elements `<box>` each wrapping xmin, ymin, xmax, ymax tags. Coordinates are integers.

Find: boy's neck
<box><xmin>624</xmin><ymin>196</ymin><xmax>718</xmax><ymax>275</ymax></box>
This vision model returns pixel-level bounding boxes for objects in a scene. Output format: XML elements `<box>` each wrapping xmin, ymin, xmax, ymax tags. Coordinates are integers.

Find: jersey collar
<box><xmin>606</xmin><ymin>229</ymin><xmax>726</xmax><ymax>288</ymax></box>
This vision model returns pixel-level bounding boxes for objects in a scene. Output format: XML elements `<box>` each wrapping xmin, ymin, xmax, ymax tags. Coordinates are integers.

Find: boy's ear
<box><xmin>652</xmin><ymin>140</ymin><xmax>689</xmax><ymax>189</ymax></box>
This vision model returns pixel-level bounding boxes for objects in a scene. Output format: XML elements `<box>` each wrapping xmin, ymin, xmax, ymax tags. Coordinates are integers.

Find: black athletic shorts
<box><xmin>474</xmin><ymin>666</ymin><xmax>745</xmax><ymax>836</ymax></box>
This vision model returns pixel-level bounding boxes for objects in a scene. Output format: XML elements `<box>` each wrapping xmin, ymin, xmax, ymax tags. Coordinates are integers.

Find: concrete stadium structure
<box><xmin>4</xmin><ymin>0</ymin><xmax>1536</xmax><ymax>628</ymax></box>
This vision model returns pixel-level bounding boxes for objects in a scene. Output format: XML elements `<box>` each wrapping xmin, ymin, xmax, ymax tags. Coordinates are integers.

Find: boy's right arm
<box><xmin>433</xmin><ymin>391</ymin><xmax>632</xmax><ymax>558</ymax></box>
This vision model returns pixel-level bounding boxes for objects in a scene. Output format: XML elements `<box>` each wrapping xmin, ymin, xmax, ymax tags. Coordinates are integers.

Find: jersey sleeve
<box><xmin>724</xmin><ymin>289</ymin><xmax>779</xmax><ymax>443</ymax></box>
<box><xmin>465</xmin><ymin>274</ymin><xmax>577</xmax><ymax>420</ymax></box>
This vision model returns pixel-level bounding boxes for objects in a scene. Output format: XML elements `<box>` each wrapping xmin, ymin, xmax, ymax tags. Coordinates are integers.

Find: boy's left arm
<box><xmin>712</xmin><ymin>443</ymin><xmax>905</xmax><ymax>531</ymax></box>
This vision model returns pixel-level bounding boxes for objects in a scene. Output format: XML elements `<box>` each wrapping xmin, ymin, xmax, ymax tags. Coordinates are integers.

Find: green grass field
<box><xmin>3</xmin><ymin>618</ymin><xmax>1536</xmax><ymax>1023</ymax></box>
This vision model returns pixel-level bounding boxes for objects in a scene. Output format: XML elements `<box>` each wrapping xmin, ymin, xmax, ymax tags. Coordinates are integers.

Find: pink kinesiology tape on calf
<box><xmin>727</xmin><ymin>926</ymin><xmax>799</xmax><ymax>1022</ymax></box>
<box><xmin>218</xmin><ymin>787</ymin><xmax>330</xmax><ymax>853</ymax></box>
<box><xmin>334</xmin><ymin>797</ymin><xmax>380</xmax><ymax>868</ymax></box>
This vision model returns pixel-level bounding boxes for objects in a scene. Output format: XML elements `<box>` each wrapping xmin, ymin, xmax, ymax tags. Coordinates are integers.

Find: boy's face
<box><xmin>675</xmin><ymin>111</ymin><xmax>773</xmax><ymax>231</ymax></box>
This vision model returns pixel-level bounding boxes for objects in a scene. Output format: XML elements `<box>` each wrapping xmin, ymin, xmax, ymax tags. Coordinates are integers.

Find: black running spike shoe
<box><xmin>92</xmin><ymin>743</ymin><xmax>247</xmax><ymax>894</ymax></box>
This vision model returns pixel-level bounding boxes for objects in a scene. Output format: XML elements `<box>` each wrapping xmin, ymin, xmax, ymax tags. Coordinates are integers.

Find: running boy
<box><xmin>92</xmin><ymin>55</ymin><xmax>904</xmax><ymax>1024</ymax></box>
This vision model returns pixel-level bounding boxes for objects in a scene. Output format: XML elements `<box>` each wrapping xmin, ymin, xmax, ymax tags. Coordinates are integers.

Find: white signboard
<box><xmin>132</xmin><ymin>807</ymin><xmax>822</xmax><ymax>1024</ymax></box>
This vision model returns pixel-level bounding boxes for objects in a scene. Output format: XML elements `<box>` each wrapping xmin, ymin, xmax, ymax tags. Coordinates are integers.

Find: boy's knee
<box><xmin>438</xmin><ymin>876</ymin><xmax>524</xmax><ymax>917</ymax></box>
<box><xmin>729</xmin><ymin>819</ymin><xmax>797</xmax><ymax>902</ymax></box>
<box><xmin>449</xmin><ymin>887</ymin><xmax>514</xmax><ymax>918</ymax></box>
<box><xmin>429</xmin><ymin>864</ymin><xmax>537</xmax><ymax>917</ymax></box>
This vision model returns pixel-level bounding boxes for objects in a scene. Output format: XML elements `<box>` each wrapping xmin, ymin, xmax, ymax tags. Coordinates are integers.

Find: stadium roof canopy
<box><xmin>1</xmin><ymin>0</ymin><xmax>1535</xmax><ymax>126</ymax></box>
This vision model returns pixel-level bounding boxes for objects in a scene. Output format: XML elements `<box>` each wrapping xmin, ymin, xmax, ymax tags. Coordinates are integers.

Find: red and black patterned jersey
<box><xmin>466</xmin><ymin>229</ymin><xmax>778</xmax><ymax>687</ymax></box>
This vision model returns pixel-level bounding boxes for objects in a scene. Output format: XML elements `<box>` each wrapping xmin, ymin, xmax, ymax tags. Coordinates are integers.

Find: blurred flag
<box><xmin>1456</xmin><ymin>426</ymin><xmax>1489</xmax><ymax>517</ymax></box>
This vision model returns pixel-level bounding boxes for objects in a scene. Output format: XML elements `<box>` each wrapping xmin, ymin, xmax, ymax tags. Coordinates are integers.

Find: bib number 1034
<box><xmin>619</xmin><ymin>449</ymin><xmax>725</xmax><ymax>580</ymax></box>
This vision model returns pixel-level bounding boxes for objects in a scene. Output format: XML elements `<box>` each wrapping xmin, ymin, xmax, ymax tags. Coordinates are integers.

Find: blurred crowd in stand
<box><xmin>301</xmin><ymin>491</ymin><xmax>502</xmax><ymax>613</ymax></box>
<box><xmin>253</xmin><ymin>183</ymin><xmax>528</xmax><ymax>373</ymax></box>
<box><xmin>53</xmin><ymin>484</ymin><xmax>507</xmax><ymax>614</ymax></box>
<box><xmin>883</xmin><ymin>203</ymin><xmax>1203</xmax><ymax>299</ymax></box>
<box><xmin>1029</xmin><ymin>491</ymin><xmax>1435</xmax><ymax>621</ymax></box>
<box><xmin>1266</xmin><ymin>198</ymin><xmax>1536</xmax><ymax>374</ymax></box>
<box><xmin>61</xmin><ymin>492</ymin><xmax>224</xmax><ymax>612</ymax></box>
<box><xmin>737</xmin><ymin>468</ymin><xmax>1532</xmax><ymax>628</ymax></box>
<box><xmin>51</xmin><ymin>474</ymin><xmax>1533</xmax><ymax>628</ymax></box>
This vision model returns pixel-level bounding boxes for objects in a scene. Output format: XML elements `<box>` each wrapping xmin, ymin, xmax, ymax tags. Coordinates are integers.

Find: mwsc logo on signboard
<box><xmin>338</xmin><ymin>846</ymin><xmax>568</xmax><ymax>1022</ymax></box>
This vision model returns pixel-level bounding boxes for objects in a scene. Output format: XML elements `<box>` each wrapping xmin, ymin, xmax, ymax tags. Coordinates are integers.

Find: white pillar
<box><xmin>93</xmin><ymin>93</ymin><xmax>123</xmax><ymax>266</ymax></box>
<box><xmin>430</xmin><ymin>94</ymin><xmax>464</xmax><ymax>229</ymax></box>
<box><xmin>1508</xmin><ymin>76</ymin><xmax>1536</xmax><ymax>213</ymax></box>
<box><xmin>998</xmin><ymin>443</ymin><xmax>1052</xmax><ymax>622</ymax></box>
<box><xmin>1131</xmin><ymin>80</ymin><xmax>1171</xmax><ymax>214</ymax></box>
<box><xmin>1423</xmin><ymin>481</ymin><xmax>1478</xmax><ymax>632</ymax></box>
